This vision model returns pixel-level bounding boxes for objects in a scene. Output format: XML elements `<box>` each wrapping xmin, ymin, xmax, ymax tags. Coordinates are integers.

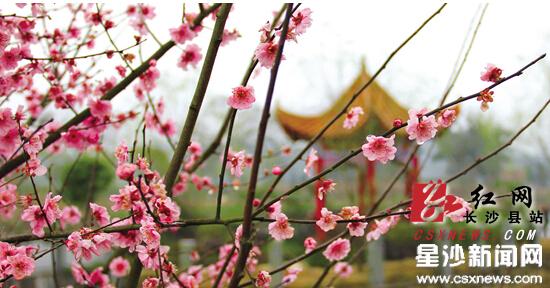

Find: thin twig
<box><xmin>446</xmin><ymin>97</ymin><xmax>550</xmax><ymax>183</ymax></box>
<box><xmin>227</xmin><ymin>5</ymin><xmax>293</xmax><ymax>287</ymax></box>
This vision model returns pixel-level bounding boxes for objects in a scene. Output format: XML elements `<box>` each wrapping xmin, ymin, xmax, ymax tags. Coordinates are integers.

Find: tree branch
<box><xmin>227</xmin><ymin>4</ymin><xmax>294</xmax><ymax>287</ymax></box>
<box><xmin>165</xmin><ymin>4</ymin><xmax>233</xmax><ymax>196</ymax></box>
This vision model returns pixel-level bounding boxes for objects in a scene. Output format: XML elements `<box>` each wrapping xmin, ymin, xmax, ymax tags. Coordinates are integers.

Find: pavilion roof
<box><xmin>276</xmin><ymin>62</ymin><xmax>409</xmax><ymax>149</ymax></box>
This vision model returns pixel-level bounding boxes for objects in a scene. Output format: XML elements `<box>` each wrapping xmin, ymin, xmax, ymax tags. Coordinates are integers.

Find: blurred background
<box><xmin>1</xmin><ymin>2</ymin><xmax>550</xmax><ymax>287</ymax></box>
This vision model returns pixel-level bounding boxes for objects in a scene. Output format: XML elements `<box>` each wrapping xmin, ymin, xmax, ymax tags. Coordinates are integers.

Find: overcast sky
<box><xmin>4</xmin><ymin>2</ymin><xmax>550</xmax><ymax>156</ymax></box>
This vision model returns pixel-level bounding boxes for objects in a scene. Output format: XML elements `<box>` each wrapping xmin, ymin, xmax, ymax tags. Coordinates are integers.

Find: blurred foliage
<box><xmin>435</xmin><ymin>114</ymin><xmax>511</xmax><ymax>182</ymax></box>
<box><xmin>61</xmin><ymin>153</ymin><xmax>114</xmax><ymax>207</ymax></box>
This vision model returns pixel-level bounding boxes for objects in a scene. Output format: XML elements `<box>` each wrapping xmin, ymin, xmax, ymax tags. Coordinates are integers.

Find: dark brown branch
<box><xmin>164</xmin><ymin>4</ymin><xmax>232</xmax><ymax>196</ymax></box>
<box><xmin>0</xmin><ymin>210</ymin><xmax>407</xmax><ymax>244</ymax></box>
<box><xmin>227</xmin><ymin>5</ymin><xmax>293</xmax><ymax>288</ymax></box>
<box><xmin>216</xmin><ymin>108</ymin><xmax>236</xmax><ymax>219</ymax></box>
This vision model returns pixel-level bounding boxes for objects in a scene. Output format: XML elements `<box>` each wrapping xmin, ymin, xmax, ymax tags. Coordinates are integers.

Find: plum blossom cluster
<box><xmin>226</xmin><ymin>8</ymin><xmax>313</xmax><ymax>111</ymax></box>
<box><xmin>169</xmin><ymin>4</ymin><xmax>240</xmax><ymax>71</ymax></box>
<box><xmin>226</xmin><ymin>149</ymin><xmax>253</xmax><ymax>178</ymax></box>
<box><xmin>204</xmin><ymin>242</ymin><xmax>262</xmax><ymax>286</ymax></box>
<box><xmin>256</xmin><ymin>8</ymin><xmax>312</xmax><ymax>68</ymax></box>
<box><xmin>0</xmin><ymin>242</ymin><xmax>37</xmax><ymax>281</ymax></box>
<box><xmin>356</xmin><ymin>64</ymin><xmax>503</xmax><ymax>169</ymax></box>
<box><xmin>171</xmin><ymin>141</ymin><xmax>218</xmax><ymax>195</ymax></box>
<box><xmin>62</xmin><ymin>146</ymin><xmax>185</xmax><ymax>286</ymax></box>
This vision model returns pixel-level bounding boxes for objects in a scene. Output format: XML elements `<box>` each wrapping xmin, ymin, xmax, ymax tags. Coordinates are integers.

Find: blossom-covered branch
<box><xmin>0</xmin><ymin>3</ymin><xmax>221</xmax><ymax>180</ymax></box>
<box><xmin>254</xmin><ymin>53</ymin><xmax>545</xmax><ymax>217</ymax></box>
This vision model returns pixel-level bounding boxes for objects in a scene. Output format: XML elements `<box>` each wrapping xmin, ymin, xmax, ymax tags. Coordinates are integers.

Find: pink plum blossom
<box><xmin>255</xmin><ymin>271</ymin><xmax>272</xmax><ymax>288</ymax></box>
<box><xmin>21</xmin><ymin>192</ymin><xmax>61</xmax><ymax>237</ymax></box>
<box><xmin>437</xmin><ymin>109</ymin><xmax>457</xmax><ymax>128</ymax></box>
<box><xmin>255</xmin><ymin>41</ymin><xmax>283</xmax><ymax>68</ymax></box>
<box><xmin>282</xmin><ymin>267</ymin><xmax>302</xmax><ymax>286</ymax></box>
<box><xmin>366</xmin><ymin>216</ymin><xmax>399</xmax><ymax>242</ymax></box>
<box><xmin>140</xmin><ymin>218</ymin><xmax>161</xmax><ymax>249</ymax></box>
<box><xmin>405</xmin><ymin>108</ymin><xmax>439</xmax><ymax>145</ymax></box>
<box><xmin>155</xmin><ymin>197</ymin><xmax>181</xmax><ymax>223</ymax></box>
<box><xmin>0</xmin><ymin>47</ymin><xmax>22</xmax><ymax>70</ymax></box>
<box><xmin>188</xmin><ymin>141</ymin><xmax>202</xmax><ymax>155</ymax></box>
<box><xmin>316</xmin><ymin>207</ymin><xmax>341</xmax><ymax>232</ymax></box>
<box><xmin>323</xmin><ymin>238</ymin><xmax>351</xmax><ymax>261</ymax></box>
<box><xmin>138</xmin><ymin>60</ymin><xmax>160</xmax><ymax>92</ymax></box>
<box><xmin>22</xmin><ymin>128</ymin><xmax>46</xmax><ymax>156</ymax></box>
<box><xmin>480</xmin><ymin>63</ymin><xmax>502</xmax><ymax>82</ymax></box>
<box><xmin>136</xmin><ymin>245</ymin><xmax>169</xmax><ymax>269</ymax></box>
<box><xmin>0</xmin><ymin>108</ymin><xmax>17</xmax><ymax>136</ymax></box>
<box><xmin>116</xmin><ymin>162</ymin><xmax>137</xmax><ymax>180</ymax></box>
<box><xmin>234</xmin><ymin>224</ymin><xmax>243</xmax><ymax>248</ymax></box>
<box><xmin>169</xmin><ymin>23</ymin><xmax>197</xmax><ymax>44</ymax></box>
<box><xmin>227</xmin><ymin>86</ymin><xmax>255</xmax><ymax>110</ymax></box>
<box><xmin>268</xmin><ymin>213</ymin><xmax>294</xmax><ymax>240</ymax></box>
<box><xmin>316</xmin><ymin>179</ymin><xmax>335</xmax><ymax>200</ymax></box>
<box><xmin>265</xmin><ymin>201</ymin><xmax>281</xmax><ymax>219</ymax></box>
<box><xmin>290</xmin><ymin>8</ymin><xmax>313</xmax><ymax>35</ymax></box>
<box><xmin>0</xmin><ymin>183</ymin><xmax>17</xmax><ymax>218</ymax></box>
<box><xmin>71</xmin><ymin>262</ymin><xmax>89</xmax><ymax>285</ymax></box>
<box><xmin>343</xmin><ymin>106</ymin><xmax>363</xmax><ymax>129</ymax></box>
<box><xmin>347</xmin><ymin>214</ymin><xmax>367</xmax><ymax>237</ymax></box>
<box><xmin>0</xmin><ymin>31</ymin><xmax>9</xmax><ymax>51</ymax></box>
<box><xmin>304</xmin><ymin>237</ymin><xmax>317</xmax><ymax>253</ymax></box>
<box><xmin>88</xmin><ymin>99</ymin><xmax>112</xmax><ymax>119</ymax></box>
<box><xmin>362</xmin><ymin>134</ymin><xmax>397</xmax><ymax>164</ymax></box>
<box><xmin>7</xmin><ymin>253</ymin><xmax>35</xmax><ymax>280</ymax></box>
<box><xmin>142</xmin><ymin>277</ymin><xmax>160</xmax><ymax>288</ymax></box>
<box><xmin>23</xmin><ymin>156</ymin><xmax>47</xmax><ymax>177</ymax></box>
<box><xmin>89</xmin><ymin>203</ymin><xmax>110</xmax><ymax>226</ymax></box>
<box><xmin>221</xmin><ymin>28</ymin><xmax>241</xmax><ymax>46</ymax></box>
<box><xmin>110</xmin><ymin>184</ymin><xmax>140</xmax><ymax>211</ymax></box>
<box><xmin>303</xmin><ymin>148</ymin><xmax>318</xmax><ymax>176</ymax></box>
<box><xmin>87</xmin><ymin>267</ymin><xmax>110</xmax><ymax>287</ymax></box>
<box><xmin>339</xmin><ymin>206</ymin><xmax>359</xmax><ymax>220</ymax></box>
<box><xmin>66</xmin><ymin>231</ymin><xmax>99</xmax><ymax>261</ymax></box>
<box><xmin>334</xmin><ymin>262</ymin><xmax>353</xmax><ymax>278</ymax></box>
<box><xmin>60</xmin><ymin>206</ymin><xmax>81</xmax><ymax>229</ymax></box>
<box><xmin>177</xmin><ymin>44</ymin><xmax>202</xmax><ymax>70</ymax></box>
<box><xmin>227</xmin><ymin>150</ymin><xmax>246</xmax><ymax>177</ymax></box>
<box><xmin>109</xmin><ymin>256</ymin><xmax>130</xmax><ymax>277</ymax></box>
